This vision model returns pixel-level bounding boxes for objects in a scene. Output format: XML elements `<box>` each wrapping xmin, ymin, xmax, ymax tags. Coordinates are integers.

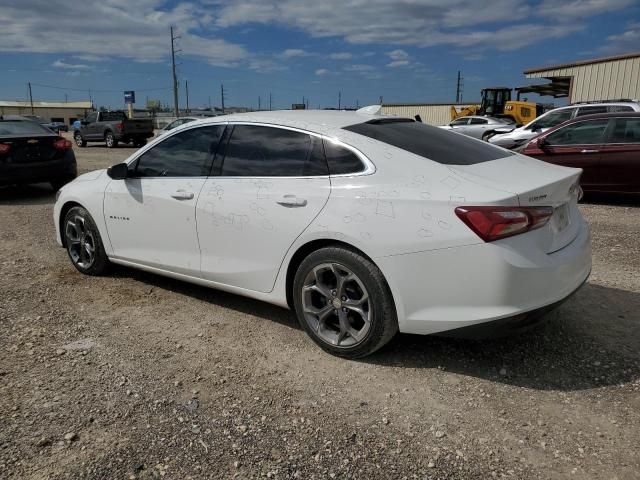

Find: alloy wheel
<box><xmin>65</xmin><ymin>214</ymin><xmax>96</xmax><ymax>269</ymax></box>
<box><xmin>301</xmin><ymin>263</ymin><xmax>371</xmax><ymax>348</ymax></box>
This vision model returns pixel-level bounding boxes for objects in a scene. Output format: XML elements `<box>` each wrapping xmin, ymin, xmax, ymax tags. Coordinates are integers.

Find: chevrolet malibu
<box><xmin>53</xmin><ymin>108</ymin><xmax>591</xmax><ymax>358</ymax></box>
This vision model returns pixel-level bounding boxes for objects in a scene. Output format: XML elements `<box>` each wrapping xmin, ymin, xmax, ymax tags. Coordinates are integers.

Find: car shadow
<box><xmin>582</xmin><ymin>192</ymin><xmax>640</xmax><ymax>207</ymax></box>
<box><xmin>106</xmin><ymin>265</ymin><xmax>639</xmax><ymax>392</ymax></box>
<box><xmin>0</xmin><ymin>183</ymin><xmax>55</xmax><ymax>205</ymax></box>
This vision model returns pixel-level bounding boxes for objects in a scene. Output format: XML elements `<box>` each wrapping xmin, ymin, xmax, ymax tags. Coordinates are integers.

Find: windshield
<box><xmin>527</xmin><ymin>109</ymin><xmax>572</xmax><ymax>130</ymax></box>
<box><xmin>0</xmin><ymin>120</ymin><xmax>53</xmax><ymax>136</ymax></box>
<box><xmin>343</xmin><ymin>120</ymin><xmax>514</xmax><ymax>165</ymax></box>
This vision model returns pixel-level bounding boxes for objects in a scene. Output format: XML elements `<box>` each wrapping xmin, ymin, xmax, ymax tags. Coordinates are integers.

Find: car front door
<box><xmin>597</xmin><ymin>117</ymin><xmax>640</xmax><ymax>193</ymax></box>
<box><xmin>535</xmin><ymin>118</ymin><xmax>610</xmax><ymax>189</ymax></box>
<box><xmin>468</xmin><ymin>117</ymin><xmax>490</xmax><ymax>138</ymax></box>
<box><xmin>104</xmin><ymin>124</ymin><xmax>225</xmax><ymax>276</ymax></box>
<box><xmin>196</xmin><ymin>124</ymin><xmax>331</xmax><ymax>293</ymax></box>
<box><xmin>449</xmin><ymin>118</ymin><xmax>470</xmax><ymax>134</ymax></box>
<box><xmin>83</xmin><ymin>112</ymin><xmax>99</xmax><ymax>139</ymax></box>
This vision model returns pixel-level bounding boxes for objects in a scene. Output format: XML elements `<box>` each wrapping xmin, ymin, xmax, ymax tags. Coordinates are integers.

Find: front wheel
<box><xmin>63</xmin><ymin>206</ymin><xmax>110</xmax><ymax>275</ymax></box>
<box><xmin>105</xmin><ymin>132</ymin><xmax>118</xmax><ymax>148</ymax></box>
<box><xmin>482</xmin><ymin>131</ymin><xmax>494</xmax><ymax>142</ymax></box>
<box><xmin>293</xmin><ymin>246</ymin><xmax>398</xmax><ymax>358</ymax></box>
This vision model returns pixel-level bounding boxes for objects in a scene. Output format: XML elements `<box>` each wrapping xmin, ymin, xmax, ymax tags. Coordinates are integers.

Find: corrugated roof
<box><xmin>524</xmin><ymin>52</ymin><xmax>640</xmax><ymax>74</ymax></box>
<box><xmin>0</xmin><ymin>100</ymin><xmax>93</xmax><ymax>108</ymax></box>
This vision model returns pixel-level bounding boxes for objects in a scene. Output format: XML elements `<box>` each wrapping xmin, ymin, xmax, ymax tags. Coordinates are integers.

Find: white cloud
<box><xmin>52</xmin><ymin>60</ymin><xmax>91</xmax><ymax>70</ymax></box>
<box><xmin>538</xmin><ymin>0</ymin><xmax>635</xmax><ymax>18</ymax></box>
<box><xmin>599</xmin><ymin>22</ymin><xmax>640</xmax><ymax>54</ymax></box>
<box><xmin>329</xmin><ymin>52</ymin><xmax>353</xmax><ymax>60</ymax></box>
<box><xmin>344</xmin><ymin>64</ymin><xmax>374</xmax><ymax>72</ymax></box>
<box><xmin>0</xmin><ymin>0</ymin><xmax>248</xmax><ymax>66</ymax></box>
<box><xmin>315</xmin><ymin>68</ymin><xmax>329</xmax><ymax>75</ymax></box>
<box><xmin>387</xmin><ymin>60</ymin><xmax>409</xmax><ymax>68</ymax></box>
<box><xmin>282</xmin><ymin>48</ymin><xmax>308</xmax><ymax>58</ymax></box>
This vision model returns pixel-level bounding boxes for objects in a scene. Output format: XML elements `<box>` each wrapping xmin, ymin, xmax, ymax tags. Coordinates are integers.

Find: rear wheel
<box><xmin>133</xmin><ymin>138</ymin><xmax>147</xmax><ymax>148</ymax></box>
<box><xmin>74</xmin><ymin>132</ymin><xmax>86</xmax><ymax>147</ymax></box>
<box><xmin>105</xmin><ymin>132</ymin><xmax>118</xmax><ymax>148</ymax></box>
<box><xmin>293</xmin><ymin>246</ymin><xmax>398</xmax><ymax>358</ymax></box>
<box><xmin>63</xmin><ymin>206</ymin><xmax>109</xmax><ymax>275</ymax></box>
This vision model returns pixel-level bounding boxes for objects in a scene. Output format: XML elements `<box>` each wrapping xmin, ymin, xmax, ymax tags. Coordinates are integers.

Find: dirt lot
<box><xmin>1</xmin><ymin>137</ymin><xmax>639</xmax><ymax>479</ymax></box>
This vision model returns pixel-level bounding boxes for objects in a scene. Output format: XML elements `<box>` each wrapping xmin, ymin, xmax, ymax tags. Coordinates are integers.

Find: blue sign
<box><xmin>124</xmin><ymin>91</ymin><xmax>135</xmax><ymax>104</ymax></box>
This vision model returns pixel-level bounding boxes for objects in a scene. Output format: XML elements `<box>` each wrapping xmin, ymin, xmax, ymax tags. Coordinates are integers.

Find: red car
<box><xmin>521</xmin><ymin>112</ymin><xmax>640</xmax><ymax>194</ymax></box>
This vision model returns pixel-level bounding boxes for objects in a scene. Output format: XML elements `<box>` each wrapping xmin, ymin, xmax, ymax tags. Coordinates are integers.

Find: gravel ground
<box><xmin>1</xmin><ymin>136</ymin><xmax>639</xmax><ymax>479</ymax></box>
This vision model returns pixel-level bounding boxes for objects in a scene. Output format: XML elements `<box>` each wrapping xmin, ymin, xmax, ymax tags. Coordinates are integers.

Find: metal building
<box><xmin>381</xmin><ymin>103</ymin><xmax>478</xmax><ymax>126</ymax></box>
<box><xmin>521</xmin><ymin>52</ymin><xmax>640</xmax><ymax>103</ymax></box>
<box><xmin>0</xmin><ymin>101</ymin><xmax>93</xmax><ymax>126</ymax></box>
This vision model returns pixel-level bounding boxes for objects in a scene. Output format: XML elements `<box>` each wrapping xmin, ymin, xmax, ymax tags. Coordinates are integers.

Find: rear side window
<box><xmin>133</xmin><ymin>125</ymin><xmax>224</xmax><ymax>177</ymax></box>
<box><xmin>323</xmin><ymin>140</ymin><xmax>365</xmax><ymax>175</ymax></box>
<box><xmin>609</xmin><ymin>105</ymin><xmax>634</xmax><ymax>113</ymax></box>
<box><xmin>528</xmin><ymin>109</ymin><xmax>572</xmax><ymax>129</ymax></box>
<box><xmin>469</xmin><ymin>118</ymin><xmax>488</xmax><ymax>124</ymax></box>
<box><xmin>220</xmin><ymin>125</ymin><xmax>328</xmax><ymax>177</ymax></box>
<box><xmin>343</xmin><ymin>120</ymin><xmax>513</xmax><ymax>165</ymax></box>
<box><xmin>0</xmin><ymin>121</ymin><xmax>52</xmax><ymax>136</ymax></box>
<box><xmin>609</xmin><ymin>118</ymin><xmax>640</xmax><ymax>143</ymax></box>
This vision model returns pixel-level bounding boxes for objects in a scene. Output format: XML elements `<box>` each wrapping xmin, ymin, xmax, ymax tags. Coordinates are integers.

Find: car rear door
<box><xmin>196</xmin><ymin>124</ymin><xmax>330</xmax><ymax>293</ymax></box>
<box><xmin>104</xmin><ymin>124</ymin><xmax>225</xmax><ymax>276</ymax></box>
<box><xmin>532</xmin><ymin>118</ymin><xmax>610</xmax><ymax>189</ymax></box>
<box><xmin>596</xmin><ymin>117</ymin><xmax>640</xmax><ymax>193</ymax></box>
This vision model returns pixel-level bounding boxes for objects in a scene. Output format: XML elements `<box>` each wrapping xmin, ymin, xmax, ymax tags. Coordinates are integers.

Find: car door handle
<box><xmin>276</xmin><ymin>195</ymin><xmax>307</xmax><ymax>207</ymax></box>
<box><xmin>580</xmin><ymin>149</ymin><xmax>599</xmax><ymax>153</ymax></box>
<box><xmin>170</xmin><ymin>190</ymin><xmax>194</xmax><ymax>200</ymax></box>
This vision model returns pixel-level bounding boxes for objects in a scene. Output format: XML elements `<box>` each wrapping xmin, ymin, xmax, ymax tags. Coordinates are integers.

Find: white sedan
<box><xmin>54</xmin><ymin>108</ymin><xmax>591</xmax><ymax>358</ymax></box>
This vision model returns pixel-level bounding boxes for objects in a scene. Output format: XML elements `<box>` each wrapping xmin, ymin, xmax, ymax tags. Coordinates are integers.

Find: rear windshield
<box><xmin>0</xmin><ymin>120</ymin><xmax>52</xmax><ymax>136</ymax></box>
<box><xmin>343</xmin><ymin>119</ymin><xmax>513</xmax><ymax>165</ymax></box>
<box><xmin>101</xmin><ymin>111</ymin><xmax>126</xmax><ymax>121</ymax></box>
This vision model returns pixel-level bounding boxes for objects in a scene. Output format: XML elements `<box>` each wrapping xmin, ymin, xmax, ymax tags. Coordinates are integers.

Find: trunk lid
<box><xmin>0</xmin><ymin>135</ymin><xmax>60</xmax><ymax>164</ymax></box>
<box><xmin>448</xmin><ymin>154</ymin><xmax>582</xmax><ymax>253</ymax></box>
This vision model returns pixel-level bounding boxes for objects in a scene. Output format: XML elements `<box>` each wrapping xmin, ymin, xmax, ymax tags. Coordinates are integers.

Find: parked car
<box><xmin>23</xmin><ymin>115</ymin><xmax>69</xmax><ymax>133</ymax></box>
<box><xmin>0</xmin><ymin>115</ymin><xmax>77</xmax><ymax>190</ymax></box>
<box><xmin>439</xmin><ymin>115</ymin><xmax>512</xmax><ymax>140</ymax></box>
<box><xmin>73</xmin><ymin>111</ymin><xmax>154</xmax><ymax>148</ymax></box>
<box><xmin>156</xmin><ymin>117</ymin><xmax>199</xmax><ymax>137</ymax></box>
<box><xmin>521</xmin><ymin>112</ymin><xmax>640</xmax><ymax>194</ymax></box>
<box><xmin>54</xmin><ymin>109</ymin><xmax>590</xmax><ymax>358</ymax></box>
<box><xmin>489</xmin><ymin>100</ymin><xmax>640</xmax><ymax>150</ymax></box>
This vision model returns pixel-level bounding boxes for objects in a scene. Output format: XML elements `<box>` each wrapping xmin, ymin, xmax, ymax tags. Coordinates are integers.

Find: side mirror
<box><xmin>107</xmin><ymin>162</ymin><xmax>129</xmax><ymax>180</ymax></box>
<box><xmin>537</xmin><ymin>137</ymin><xmax>551</xmax><ymax>151</ymax></box>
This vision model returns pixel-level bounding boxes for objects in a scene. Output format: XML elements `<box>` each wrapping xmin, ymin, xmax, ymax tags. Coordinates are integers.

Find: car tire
<box><xmin>293</xmin><ymin>246</ymin><xmax>398</xmax><ymax>358</ymax></box>
<box><xmin>74</xmin><ymin>132</ymin><xmax>87</xmax><ymax>148</ymax></box>
<box><xmin>50</xmin><ymin>176</ymin><xmax>75</xmax><ymax>192</ymax></box>
<box><xmin>105</xmin><ymin>132</ymin><xmax>118</xmax><ymax>148</ymax></box>
<box><xmin>133</xmin><ymin>138</ymin><xmax>147</xmax><ymax>148</ymax></box>
<box><xmin>482</xmin><ymin>131</ymin><xmax>494</xmax><ymax>142</ymax></box>
<box><xmin>63</xmin><ymin>206</ymin><xmax>110</xmax><ymax>276</ymax></box>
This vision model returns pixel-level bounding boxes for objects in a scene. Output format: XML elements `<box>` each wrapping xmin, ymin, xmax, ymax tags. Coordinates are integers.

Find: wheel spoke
<box><xmin>304</xmin><ymin>304</ymin><xmax>333</xmax><ymax>323</ymax></box>
<box><xmin>303</xmin><ymin>283</ymin><xmax>331</xmax><ymax>300</ymax></box>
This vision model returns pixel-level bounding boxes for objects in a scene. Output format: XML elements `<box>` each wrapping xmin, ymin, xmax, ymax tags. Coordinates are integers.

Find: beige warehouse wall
<box><xmin>381</xmin><ymin>104</ymin><xmax>478</xmax><ymax>125</ymax></box>
<box><xmin>0</xmin><ymin>106</ymin><xmax>91</xmax><ymax>125</ymax></box>
<box><xmin>526</xmin><ymin>57</ymin><xmax>640</xmax><ymax>103</ymax></box>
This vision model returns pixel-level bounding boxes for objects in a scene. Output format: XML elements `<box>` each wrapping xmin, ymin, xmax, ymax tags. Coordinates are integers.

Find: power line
<box><xmin>29</xmin><ymin>82</ymin><xmax>172</xmax><ymax>93</ymax></box>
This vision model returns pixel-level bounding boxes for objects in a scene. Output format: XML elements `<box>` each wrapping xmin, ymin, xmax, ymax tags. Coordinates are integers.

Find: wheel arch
<box><xmin>284</xmin><ymin>238</ymin><xmax>396</xmax><ymax>313</ymax></box>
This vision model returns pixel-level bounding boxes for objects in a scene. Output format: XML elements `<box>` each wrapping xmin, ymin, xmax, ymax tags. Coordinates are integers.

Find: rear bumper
<box><xmin>0</xmin><ymin>152</ymin><xmax>77</xmax><ymax>185</ymax></box>
<box><xmin>377</xmin><ymin>219</ymin><xmax>591</xmax><ymax>336</ymax></box>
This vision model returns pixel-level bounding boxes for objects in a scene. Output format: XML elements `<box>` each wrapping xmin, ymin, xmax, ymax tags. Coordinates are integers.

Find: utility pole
<box><xmin>221</xmin><ymin>84</ymin><xmax>225</xmax><ymax>114</ymax></box>
<box><xmin>170</xmin><ymin>26</ymin><xmax>180</xmax><ymax>117</ymax></box>
<box><xmin>258</xmin><ymin>96</ymin><xmax>261</xmax><ymax>111</ymax></box>
<box><xmin>88</xmin><ymin>89</ymin><xmax>93</xmax><ymax>108</ymax></box>
<box><xmin>185</xmin><ymin>80</ymin><xmax>190</xmax><ymax>113</ymax></box>
<box><xmin>379</xmin><ymin>95</ymin><xmax>383</xmax><ymax>105</ymax></box>
<box><xmin>269</xmin><ymin>92</ymin><xmax>272</xmax><ymax>111</ymax></box>
<box><xmin>208</xmin><ymin>96</ymin><xmax>212</xmax><ymax>110</ymax></box>
<box><xmin>456</xmin><ymin>70</ymin><xmax>463</xmax><ymax>103</ymax></box>
<box><xmin>65</xmin><ymin>93</ymin><xmax>68</xmax><ymax>103</ymax></box>
<box><xmin>338</xmin><ymin>91</ymin><xmax>341</xmax><ymax>110</ymax></box>
<box><xmin>28</xmin><ymin>82</ymin><xmax>34</xmax><ymax>114</ymax></box>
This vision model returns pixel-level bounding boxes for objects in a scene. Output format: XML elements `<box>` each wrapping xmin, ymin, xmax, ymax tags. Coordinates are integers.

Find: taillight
<box><xmin>53</xmin><ymin>138</ymin><xmax>73</xmax><ymax>150</ymax></box>
<box><xmin>455</xmin><ymin>206</ymin><xmax>553</xmax><ymax>242</ymax></box>
<box><xmin>115</xmin><ymin>122</ymin><xmax>124</xmax><ymax>131</ymax></box>
<box><xmin>0</xmin><ymin>143</ymin><xmax>10</xmax><ymax>155</ymax></box>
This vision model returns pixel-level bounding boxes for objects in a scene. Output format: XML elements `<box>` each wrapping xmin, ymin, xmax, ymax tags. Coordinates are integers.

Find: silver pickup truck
<box><xmin>73</xmin><ymin>111</ymin><xmax>154</xmax><ymax>148</ymax></box>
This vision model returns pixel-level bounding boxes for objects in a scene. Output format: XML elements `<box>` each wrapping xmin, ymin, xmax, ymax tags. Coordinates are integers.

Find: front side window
<box><xmin>528</xmin><ymin>109</ymin><xmax>572</xmax><ymax>130</ymax></box>
<box><xmin>132</xmin><ymin>125</ymin><xmax>225</xmax><ymax>177</ymax></box>
<box><xmin>220</xmin><ymin>125</ymin><xmax>328</xmax><ymax>177</ymax></box>
<box><xmin>546</xmin><ymin>119</ymin><xmax>610</xmax><ymax>145</ymax></box>
<box><xmin>450</xmin><ymin>118</ymin><xmax>469</xmax><ymax>126</ymax></box>
<box><xmin>86</xmin><ymin>112</ymin><xmax>98</xmax><ymax>123</ymax></box>
<box><xmin>576</xmin><ymin>106</ymin><xmax>608</xmax><ymax>117</ymax></box>
<box><xmin>609</xmin><ymin>118</ymin><xmax>640</xmax><ymax>143</ymax></box>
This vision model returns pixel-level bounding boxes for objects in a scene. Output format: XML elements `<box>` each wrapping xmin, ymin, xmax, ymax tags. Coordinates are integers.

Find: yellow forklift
<box><xmin>451</xmin><ymin>87</ymin><xmax>547</xmax><ymax>125</ymax></box>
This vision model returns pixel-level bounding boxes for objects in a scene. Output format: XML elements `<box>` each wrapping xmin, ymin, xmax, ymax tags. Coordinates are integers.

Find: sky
<box><xmin>0</xmin><ymin>0</ymin><xmax>638</xmax><ymax>110</ymax></box>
